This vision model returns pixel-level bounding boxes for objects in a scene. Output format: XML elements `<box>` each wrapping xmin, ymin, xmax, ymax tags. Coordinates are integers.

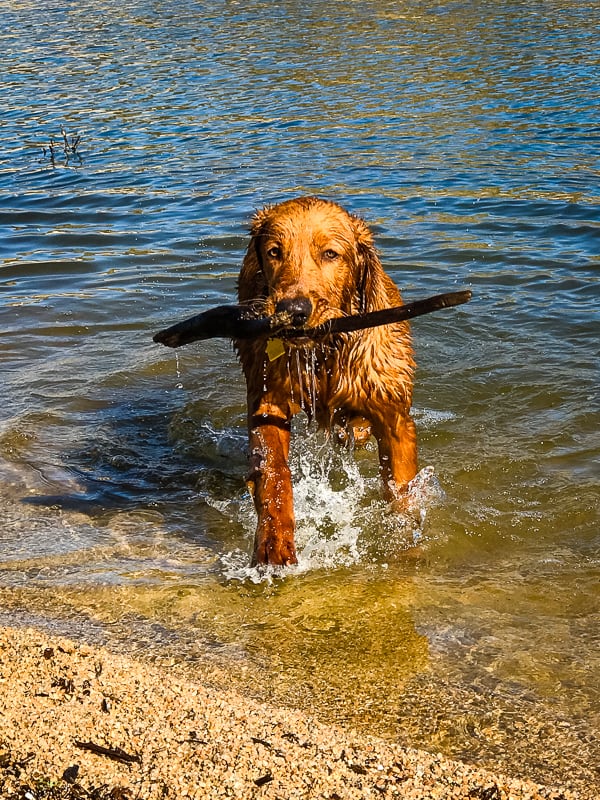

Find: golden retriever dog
<box><xmin>235</xmin><ymin>196</ymin><xmax>417</xmax><ymax>566</ymax></box>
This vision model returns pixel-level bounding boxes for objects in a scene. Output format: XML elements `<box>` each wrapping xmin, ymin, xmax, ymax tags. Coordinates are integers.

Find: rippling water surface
<box><xmin>1</xmin><ymin>0</ymin><xmax>599</xmax><ymax>793</ymax></box>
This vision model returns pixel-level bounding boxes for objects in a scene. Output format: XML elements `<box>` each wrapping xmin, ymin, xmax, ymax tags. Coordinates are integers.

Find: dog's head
<box><xmin>238</xmin><ymin>196</ymin><xmax>389</xmax><ymax>328</ymax></box>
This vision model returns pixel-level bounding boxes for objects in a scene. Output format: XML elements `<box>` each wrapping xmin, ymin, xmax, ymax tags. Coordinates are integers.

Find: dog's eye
<box><xmin>322</xmin><ymin>249</ymin><xmax>340</xmax><ymax>261</ymax></box>
<box><xmin>266</xmin><ymin>245</ymin><xmax>281</xmax><ymax>259</ymax></box>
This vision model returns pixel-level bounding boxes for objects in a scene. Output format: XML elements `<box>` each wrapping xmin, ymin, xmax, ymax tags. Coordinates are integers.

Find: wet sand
<box><xmin>0</xmin><ymin>625</ymin><xmax>587</xmax><ymax>800</ymax></box>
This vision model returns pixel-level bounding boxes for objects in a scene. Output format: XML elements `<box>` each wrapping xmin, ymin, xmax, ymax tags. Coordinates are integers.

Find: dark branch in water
<box><xmin>41</xmin><ymin>127</ymin><xmax>83</xmax><ymax>166</ymax></box>
<box><xmin>153</xmin><ymin>290</ymin><xmax>472</xmax><ymax>349</ymax></box>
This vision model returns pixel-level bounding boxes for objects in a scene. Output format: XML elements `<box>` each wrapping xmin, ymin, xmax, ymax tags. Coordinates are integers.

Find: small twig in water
<box><xmin>47</xmin><ymin>137</ymin><xmax>56</xmax><ymax>164</ymax></box>
<box><xmin>42</xmin><ymin>128</ymin><xmax>83</xmax><ymax>166</ymax></box>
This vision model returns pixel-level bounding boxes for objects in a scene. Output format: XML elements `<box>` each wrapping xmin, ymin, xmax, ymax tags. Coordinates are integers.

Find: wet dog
<box><xmin>235</xmin><ymin>197</ymin><xmax>417</xmax><ymax>566</ymax></box>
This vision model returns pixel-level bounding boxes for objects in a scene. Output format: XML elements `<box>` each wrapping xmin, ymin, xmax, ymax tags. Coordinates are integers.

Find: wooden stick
<box><xmin>74</xmin><ymin>740</ymin><xmax>142</xmax><ymax>764</ymax></box>
<box><xmin>152</xmin><ymin>290</ymin><xmax>472</xmax><ymax>349</ymax></box>
<box><xmin>152</xmin><ymin>305</ymin><xmax>289</xmax><ymax>347</ymax></box>
<box><xmin>295</xmin><ymin>290</ymin><xmax>473</xmax><ymax>338</ymax></box>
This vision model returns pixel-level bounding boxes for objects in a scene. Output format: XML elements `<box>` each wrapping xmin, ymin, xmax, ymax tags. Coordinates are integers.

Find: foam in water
<box><xmin>216</xmin><ymin>417</ymin><xmax>445</xmax><ymax>582</ymax></box>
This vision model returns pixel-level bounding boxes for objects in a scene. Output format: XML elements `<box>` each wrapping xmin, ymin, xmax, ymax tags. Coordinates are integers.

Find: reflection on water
<box><xmin>1</xmin><ymin>0</ymin><xmax>599</xmax><ymax>794</ymax></box>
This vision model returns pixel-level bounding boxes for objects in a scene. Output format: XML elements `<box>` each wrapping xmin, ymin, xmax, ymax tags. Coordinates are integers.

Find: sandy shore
<box><xmin>0</xmin><ymin>625</ymin><xmax>587</xmax><ymax>800</ymax></box>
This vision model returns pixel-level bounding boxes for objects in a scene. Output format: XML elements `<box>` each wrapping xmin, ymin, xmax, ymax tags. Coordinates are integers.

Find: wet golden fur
<box><xmin>235</xmin><ymin>197</ymin><xmax>417</xmax><ymax>565</ymax></box>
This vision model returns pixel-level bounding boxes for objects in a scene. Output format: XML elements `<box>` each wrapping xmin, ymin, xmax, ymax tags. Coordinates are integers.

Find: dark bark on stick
<box><xmin>299</xmin><ymin>290</ymin><xmax>472</xmax><ymax>338</ymax></box>
<box><xmin>152</xmin><ymin>305</ymin><xmax>280</xmax><ymax>347</ymax></box>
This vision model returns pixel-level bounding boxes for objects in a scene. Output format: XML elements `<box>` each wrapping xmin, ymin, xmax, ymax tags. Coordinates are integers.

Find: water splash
<box><xmin>218</xmin><ymin>417</ymin><xmax>445</xmax><ymax>581</ymax></box>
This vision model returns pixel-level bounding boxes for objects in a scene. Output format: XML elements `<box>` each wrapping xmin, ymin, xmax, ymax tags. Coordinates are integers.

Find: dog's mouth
<box><xmin>276</xmin><ymin>316</ymin><xmax>335</xmax><ymax>349</ymax></box>
<box><xmin>273</xmin><ymin>318</ymin><xmax>315</xmax><ymax>348</ymax></box>
<box><xmin>281</xmin><ymin>333</ymin><xmax>315</xmax><ymax>348</ymax></box>
<box><xmin>264</xmin><ymin>313</ymin><xmax>312</xmax><ymax>341</ymax></box>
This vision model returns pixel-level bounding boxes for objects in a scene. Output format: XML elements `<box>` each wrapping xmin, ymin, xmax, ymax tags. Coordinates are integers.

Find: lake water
<box><xmin>1</xmin><ymin>0</ymin><xmax>598</xmax><ymax>793</ymax></box>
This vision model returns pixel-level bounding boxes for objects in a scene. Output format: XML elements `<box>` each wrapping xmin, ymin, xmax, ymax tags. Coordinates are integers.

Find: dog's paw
<box><xmin>251</xmin><ymin>530</ymin><xmax>298</xmax><ymax>567</ymax></box>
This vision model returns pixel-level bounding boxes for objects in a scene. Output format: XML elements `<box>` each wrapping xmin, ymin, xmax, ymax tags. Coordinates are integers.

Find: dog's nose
<box><xmin>275</xmin><ymin>296</ymin><xmax>313</xmax><ymax>327</ymax></box>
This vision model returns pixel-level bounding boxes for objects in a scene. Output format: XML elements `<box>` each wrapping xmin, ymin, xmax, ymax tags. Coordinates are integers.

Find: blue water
<box><xmin>1</xmin><ymin>1</ymin><xmax>599</xmax><ymax>793</ymax></box>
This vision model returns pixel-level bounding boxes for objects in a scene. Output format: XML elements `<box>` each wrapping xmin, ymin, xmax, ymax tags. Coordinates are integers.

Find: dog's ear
<box><xmin>249</xmin><ymin>205</ymin><xmax>272</xmax><ymax>237</ymax></box>
<box><xmin>237</xmin><ymin>207</ymin><xmax>272</xmax><ymax>304</ymax></box>
<box><xmin>352</xmin><ymin>214</ymin><xmax>390</xmax><ymax>313</ymax></box>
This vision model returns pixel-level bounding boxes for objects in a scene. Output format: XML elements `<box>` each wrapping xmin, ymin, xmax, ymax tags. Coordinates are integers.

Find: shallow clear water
<box><xmin>1</xmin><ymin>0</ymin><xmax>599</xmax><ymax>792</ymax></box>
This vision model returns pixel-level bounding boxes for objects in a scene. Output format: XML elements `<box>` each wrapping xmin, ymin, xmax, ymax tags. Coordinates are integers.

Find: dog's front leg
<box><xmin>373</xmin><ymin>412</ymin><xmax>418</xmax><ymax>501</ymax></box>
<box><xmin>247</xmin><ymin>410</ymin><xmax>297</xmax><ymax>567</ymax></box>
